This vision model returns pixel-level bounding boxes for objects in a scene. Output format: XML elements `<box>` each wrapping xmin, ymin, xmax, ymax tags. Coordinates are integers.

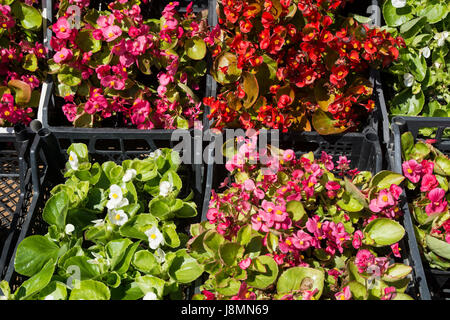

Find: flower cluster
<box><xmin>401</xmin><ymin>133</ymin><xmax>450</xmax><ymax>270</ymax></box>
<box><xmin>0</xmin><ymin>1</ymin><xmax>46</xmax><ymax>126</ymax></box>
<box><xmin>203</xmin><ymin>0</ymin><xmax>402</xmax><ymax>133</ymax></box>
<box><xmin>189</xmin><ymin>134</ymin><xmax>412</xmax><ymax>300</ymax></box>
<box><xmin>51</xmin><ymin>0</ymin><xmax>210</xmax><ymax>129</ymax></box>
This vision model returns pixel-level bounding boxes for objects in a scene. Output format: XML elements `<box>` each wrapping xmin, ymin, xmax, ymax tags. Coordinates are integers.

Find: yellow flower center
<box><xmin>382</xmin><ymin>195</ymin><xmax>388</xmax><ymax>202</ymax></box>
<box><xmin>317</xmin><ymin>223</ymin><xmax>322</xmax><ymax>229</ymax></box>
<box><xmin>60</xmin><ymin>27</ymin><xmax>66</xmax><ymax>32</ymax></box>
<box><xmin>340</xmin><ymin>294</ymin><xmax>345</xmax><ymax>300</ymax></box>
<box><xmin>60</xmin><ymin>54</ymin><xmax>65</xmax><ymax>58</ymax></box>
<box><xmin>268</xmin><ymin>207</ymin><xmax>273</xmax><ymax>213</ymax></box>
<box><xmin>108</xmin><ymin>32</ymin><xmax>114</xmax><ymax>38</ymax></box>
<box><xmin>69</xmin><ymin>156</ymin><xmax>73</xmax><ymax>161</ymax></box>
<box><xmin>306</xmin><ymin>75</ymin><xmax>312</xmax><ymax>80</ymax></box>
<box><xmin>4</xmin><ymin>111</ymin><xmax>10</xmax><ymax>116</ymax></box>
<box><xmin>110</xmin><ymin>81</ymin><xmax>115</xmax><ymax>86</ymax></box>
<box><xmin>112</xmin><ymin>193</ymin><xmax>118</xmax><ymax>199</ymax></box>
<box><xmin>407</xmin><ymin>168</ymin><xmax>412</xmax><ymax>174</ymax></box>
<box><xmin>275</xmin><ymin>210</ymin><xmax>283</xmax><ymax>215</ymax></box>
<box><xmin>150</xmin><ymin>234</ymin><xmax>157</xmax><ymax>239</ymax></box>
<box><xmin>245</xmin><ymin>292</ymin><xmax>252</xmax><ymax>298</ymax></box>
<box><xmin>2</xmin><ymin>23</ymin><xmax>7</xmax><ymax>28</ymax></box>
<box><xmin>286</xmin><ymin>239</ymin><xmax>292</xmax><ymax>246</ymax></box>
<box><xmin>115</xmin><ymin>213</ymin><xmax>121</xmax><ymax>220</ymax></box>
<box><xmin>29</xmin><ymin>77</ymin><xmax>34</xmax><ymax>82</ymax></box>
<box><xmin>308</xmin><ymin>182</ymin><xmax>314</xmax><ymax>188</ymax></box>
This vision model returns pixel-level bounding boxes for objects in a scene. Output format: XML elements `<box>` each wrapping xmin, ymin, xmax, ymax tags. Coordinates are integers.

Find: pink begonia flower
<box><xmin>369</xmin><ymin>189</ymin><xmax>395</xmax><ymax>213</ymax></box>
<box><xmin>283</xmin><ymin>149</ymin><xmax>295</xmax><ymax>162</ymax></box>
<box><xmin>53</xmin><ymin>48</ymin><xmax>73</xmax><ymax>63</ymax></box>
<box><xmin>95</xmin><ymin>64</ymin><xmax>111</xmax><ymax>79</ymax></box>
<box><xmin>126</xmin><ymin>36</ymin><xmax>147</xmax><ymax>56</ymax></box>
<box><xmin>381</xmin><ymin>287</ymin><xmax>396</xmax><ymax>300</ymax></box>
<box><xmin>302</xmin><ymin>175</ymin><xmax>317</xmax><ymax>198</ymax></box>
<box><xmin>129</xmin><ymin>26</ymin><xmax>140</xmax><ymax>38</ymax></box>
<box><xmin>326</xmin><ymin>180</ymin><xmax>341</xmax><ymax>198</ymax></box>
<box><xmin>354</xmin><ymin>249</ymin><xmax>375</xmax><ymax>273</ymax></box>
<box><xmin>335</xmin><ymin>286</ymin><xmax>352</xmax><ymax>300</ymax></box>
<box><xmin>21</xmin><ymin>75</ymin><xmax>40</xmax><ymax>89</ymax></box>
<box><xmin>390</xmin><ymin>184</ymin><xmax>402</xmax><ymax>200</ymax></box>
<box><xmin>291</xmin><ymin>230</ymin><xmax>313</xmax><ymax>251</ymax></box>
<box><xmin>62</xmin><ymin>103</ymin><xmax>77</xmax><ymax>122</ymax></box>
<box><xmin>391</xmin><ymin>243</ymin><xmax>401</xmax><ymax>258</ymax></box>
<box><xmin>352</xmin><ymin>230</ymin><xmax>364</xmax><ymax>249</ymax></box>
<box><xmin>112</xmin><ymin>39</ymin><xmax>126</xmax><ymax>55</ymax></box>
<box><xmin>243</xmin><ymin>179</ymin><xmax>255</xmax><ymax>192</ymax></box>
<box><xmin>421</xmin><ymin>159</ymin><xmax>434</xmax><ymax>175</ymax></box>
<box><xmin>92</xmin><ymin>29</ymin><xmax>103</xmax><ymax>40</ymax></box>
<box><xmin>238</xmin><ymin>258</ymin><xmax>252</xmax><ymax>270</ymax></box>
<box><xmin>336</xmin><ymin>155</ymin><xmax>351</xmax><ymax>171</ymax></box>
<box><xmin>231</xmin><ymin>282</ymin><xmax>256</xmax><ymax>300</ymax></box>
<box><xmin>119</xmin><ymin>53</ymin><xmax>135</xmax><ymax>67</ymax></box>
<box><xmin>100</xmin><ymin>75</ymin><xmax>125</xmax><ymax>90</ymax></box>
<box><xmin>321</xmin><ymin>151</ymin><xmax>334</xmax><ymax>171</ymax></box>
<box><xmin>402</xmin><ymin>159</ymin><xmax>423</xmax><ymax>183</ymax></box>
<box><xmin>53</xmin><ymin>17</ymin><xmax>72</xmax><ymax>39</ymax></box>
<box><xmin>425</xmin><ymin>188</ymin><xmax>447</xmax><ymax>215</ymax></box>
<box><xmin>158</xmin><ymin>72</ymin><xmax>174</xmax><ymax>86</ymax></box>
<box><xmin>129</xmin><ymin>98</ymin><xmax>151</xmax><ymax>127</ymax></box>
<box><xmin>102</xmin><ymin>25</ymin><xmax>122</xmax><ymax>42</ymax></box>
<box><xmin>420</xmin><ymin>174</ymin><xmax>438</xmax><ymax>193</ymax></box>
<box><xmin>96</xmin><ymin>15</ymin><xmax>110</xmax><ymax>28</ymax></box>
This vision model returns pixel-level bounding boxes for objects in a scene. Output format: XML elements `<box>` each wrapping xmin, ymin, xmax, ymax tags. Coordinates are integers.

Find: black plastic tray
<box><xmin>391</xmin><ymin>116</ymin><xmax>450</xmax><ymax>300</ymax></box>
<box><xmin>1</xmin><ymin>126</ymin><xmax>206</xmax><ymax>300</ymax></box>
<box><xmin>0</xmin><ymin>127</ymin><xmax>35</xmax><ymax>282</ymax></box>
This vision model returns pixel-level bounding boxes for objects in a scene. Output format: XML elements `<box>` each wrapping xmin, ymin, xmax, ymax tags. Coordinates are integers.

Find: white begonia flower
<box><xmin>108</xmin><ymin>209</ymin><xmax>128</xmax><ymax>226</ymax></box>
<box><xmin>435</xmin><ymin>31</ymin><xmax>449</xmax><ymax>47</ymax></box>
<box><xmin>149</xmin><ymin>149</ymin><xmax>162</xmax><ymax>159</ymax></box>
<box><xmin>87</xmin><ymin>252</ymin><xmax>110</xmax><ymax>266</ymax></box>
<box><xmin>403</xmin><ymin>73</ymin><xmax>414</xmax><ymax>87</ymax></box>
<box><xmin>434</xmin><ymin>62</ymin><xmax>442</xmax><ymax>69</ymax></box>
<box><xmin>391</xmin><ymin>0</ymin><xmax>406</xmax><ymax>8</ymax></box>
<box><xmin>65</xmin><ymin>224</ymin><xmax>75</xmax><ymax>235</ymax></box>
<box><xmin>44</xmin><ymin>295</ymin><xmax>55</xmax><ymax>300</ymax></box>
<box><xmin>143</xmin><ymin>292</ymin><xmax>158</xmax><ymax>300</ymax></box>
<box><xmin>91</xmin><ymin>219</ymin><xmax>104</xmax><ymax>227</ymax></box>
<box><xmin>159</xmin><ymin>180</ymin><xmax>173</xmax><ymax>197</ymax></box>
<box><xmin>122</xmin><ymin>169</ymin><xmax>137</xmax><ymax>183</ymax></box>
<box><xmin>106</xmin><ymin>184</ymin><xmax>129</xmax><ymax>210</ymax></box>
<box><xmin>68</xmin><ymin>151</ymin><xmax>79</xmax><ymax>170</ymax></box>
<box><xmin>145</xmin><ymin>226</ymin><xmax>164</xmax><ymax>250</ymax></box>
<box><xmin>420</xmin><ymin>46</ymin><xmax>431</xmax><ymax>59</ymax></box>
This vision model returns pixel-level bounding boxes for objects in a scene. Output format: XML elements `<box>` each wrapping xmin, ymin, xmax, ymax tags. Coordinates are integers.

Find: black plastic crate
<box><xmin>1</xmin><ymin>126</ymin><xmax>206</xmax><ymax>299</ymax></box>
<box><xmin>391</xmin><ymin>116</ymin><xmax>450</xmax><ymax>300</ymax></box>
<box><xmin>0</xmin><ymin>127</ymin><xmax>35</xmax><ymax>282</ymax></box>
<box><xmin>41</xmin><ymin>0</ymin><xmax>214</xmax><ymax>131</ymax></box>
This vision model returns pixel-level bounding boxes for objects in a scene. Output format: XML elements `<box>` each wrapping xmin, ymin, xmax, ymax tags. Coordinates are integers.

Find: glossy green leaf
<box><xmin>11</xmin><ymin>1</ymin><xmax>42</xmax><ymax>30</ymax></box>
<box><xmin>14</xmin><ymin>259</ymin><xmax>56</xmax><ymax>300</ymax></box>
<box><xmin>276</xmin><ymin>266</ymin><xmax>324</xmax><ymax>298</ymax></box>
<box><xmin>43</xmin><ymin>191</ymin><xmax>70</xmax><ymax>230</ymax></box>
<box><xmin>168</xmin><ymin>249</ymin><xmax>204</xmax><ymax>284</ymax></box>
<box><xmin>246</xmin><ymin>255</ymin><xmax>279</xmax><ymax>290</ymax></box>
<box><xmin>363</xmin><ymin>218</ymin><xmax>405</xmax><ymax>247</ymax></box>
<box><xmin>185</xmin><ymin>36</ymin><xmax>206</xmax><ymax>60</ymax></box>
<box><xmin>390</xmin><ymin>88</ymin><xmax>424</xmax><ymax>116</ymax></box>
<box><xmin>382</xmin><ymin>1</ymin><xmax>413</xmax><ymax>27</ymax></box>
<box><xmin>69</xmin><ymin>280</ymin><xmax>111</xmax><ymax>300</ymax></box>
<box><xmin>426</xmin><ymin>235</ymin><xmax>450</xmax><ymax>260</ymax></box>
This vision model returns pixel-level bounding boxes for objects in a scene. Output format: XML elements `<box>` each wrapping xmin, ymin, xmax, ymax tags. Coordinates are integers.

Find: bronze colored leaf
<box><xmin>226</xmin><ymin>92</ymin><xmax>242</xmax><ymax>111</ymax></box>
<box><xmin>242</xmin><ymin>72</ymin><xmax>259</xmax><ymax>109</ymax></box>
<box><xmin>212</xmin><ymin>52</ymin><xmax>242</xmax><ymax>85</ymax></box>
<box><xmin>312</xmin><ymin>109</ymin><xmax>348</xmax><ymax>135</ymax></box>
<box><xmin>314</xmin><ymin>82</ymin><xmax>335</xmax><ymax>112</ymax></box>
<box><xmin>8</xmin><ymin>80</ymin><xmax>31</xmax><ymax>105</ymax></box>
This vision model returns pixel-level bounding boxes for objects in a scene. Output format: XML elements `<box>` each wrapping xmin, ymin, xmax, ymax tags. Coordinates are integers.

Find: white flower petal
<box><xmin>403</xmin><ymin>73</ymin><xmax>414</xmax><ymax>87</ymax></box>
<box><xmin>69</xmin><ymin>151</ymin><xmax>79</xmax><ymax>170</ymax></box>
<box><xmin>65</xmin><ymin>224</ymin><xmax>75</xmax><ymax>235</ymax></box>
<box><xmin>122</xmin><ymin>169</ymin><xmax>137</xmax><ymax>182</ymax></box>
<box><xmin>143</xmin><ymin>292</ymin><xmax>158</xmax><ymax>300</ymax></box>
<box><xmin>391</xmin><ymin>0</ymin><xmax>406</xmax><ymax>8</ymax></box>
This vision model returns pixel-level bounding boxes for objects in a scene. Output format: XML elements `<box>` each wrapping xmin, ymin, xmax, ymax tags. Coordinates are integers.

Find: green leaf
<box><xmin>434</xmin><ymin>156</ymin><xmax>450</xmax><ymax>176</ymax></box>
<box><xmin>67</xmin><ymin>143</ymin><xmax>89</xmax><ymax>162</ymax></box>
<box><xmin>185</xmin><ymin>36</ymin><xmax>206</xmax><ymax>60</ymax></box>
<box><xmin>174</xmin><ymin>202</ymin><xmax>197</xmax><ymax>218</ymax></box>
<box><xmin>348</xmin><ymin>281</ymin><xmax>368</xmax><ymax>300</ymax></box>
<box><xmin>23</xmin><ymin>53</ymin><xmax>38</xmax><ymax>72</ymax></box>
<box><xmin>203</xmin><ymin>230</ymin><xmax>225</xmax><ymax>255</ymax></box>
<box><xmin>369</xmin><ymin>170</ymin><xmax>405</xmax><ymax>190</ymax></box>
<box><xmin>58</xmin><ymin>66</ymin><xmax>82</xmax><ymax>87</ymax></box>
<box><xmin>149</xmin><ymin>198</ymin><xmax>172</xmax><ymax>219</ymax></box>
<box><xmin>106</xmin><ymin>238</ymin><xmax>133</xmax><ymax>271</ymax></box>
<box><xmin>363</xmin><ymin>218</ymin><xmax>405</xmax><ymax>247</ymax></box>
<box><xmin>132</xmin><ymin>250</ymin><xmax>160</xmax><ymax>274</ymax></box>
<box><xmin>337</xmin><ymin>192</ymin><xmax>364</xmax><ymax>212</ymax></box>
<box><xmin>392</xmin><ymin>292</ymin><xmax>414</xmax><ymax>300</ymax></box>
<box><xmin>286</xmin><ymin>200</ymin><xmax>306</xmax><ymax>221</ymax></box>
<box><xmin>43</xmin><ymin>191</ymin><xmax>70</xmax><ymax>230</ymax></box>
<box><xmin>382</xmin><ymin>1</ymin><xmax>413</xmax><ymax>27</ymax></box>
<box><xmin>246</xmin><ymin>255</ymin><xmax>279</xmax><ymax>290</ymax></box>
<box><xmin>14</xmin><ymin>259</ymin><xmax>56</xmax><ymax>300</ymax></box>
<box><xmin>119</xmin><ymin>214</ymin><xmax>158</xmax><ymax>240</ymax></box>
<box><xmin>135</xmin><ymin>275</ymin><xmax>165</xmax><ymax>299</ymax></box>
<box><xmin>69</xmin><ymin>280</ymin><xmax>111</xmax><ymax>300</ymax></box>
<box><xmin>75</xmin><ymin>29</ymin><xmax>102</xmax><ymax>53</ymax></box>
<box><xmin>168</xmin><ymin>249</ymin><xmax>204</xmax><ymax>284</ymax></box>
<box><xmin>162</xmin><ymin>223</ymin><xmax>181</xmax><ymax>248</ymax></box>
<box><xmin>418</xmin><ymin>1</ymin><xmax>449</xmax><ymax>24</ymax></box>
<box><xmin>219</xmin><ymin>242</ymin><xmax>242</xmax><ymax>266</ymax></box>
<box><xmin>401</xmin><ymin>51</ymin><xmax>427</xmax><ymax>82</ymax></box>
<box><xmin>390</xmin><ymin>88</ymin><xmax>425</xmax><ymax>116</ymax></box>
<box><xmin>11</xmin><ymin>1</ymin><xmax>42</xmax><ymax>30</ymax></box>
<box><xmin>400</xmin><ymin>16</ymin><xmax>427</xmax><ymax>40</ymax></box>
<box><xmin>38</xmin><ymin>281</ymin><xmax>67</xmax><ymax>300</ymax></box>
<box><xmin>426</xmin><ymin>235</ymin><xmax>450</xmax><ymax>260</ymax></box>
<box><xmin>212</xmin><ymin>51</ymin><xmax>242</xmax><ymax>85</ymax></box>
<box><xmin>63</xmin><ymin>256</ymin><xmax>100</xmax><ymax>280</ymax></box>
<box><xmin>276</xmin><ymin>267</ymin><xmax>324</xmax><ymax>298</ymax></box>
<box><xmin>382</xmin><ymin>263</ymin><xmax>412</xmax><ymax>282</ymax></box>
<box><xmin>14</xmin><ymin>235</ymin><xmax>60</xmax><ymax>277</ymax></box>
<box><xmin>312</xmin><ymin>109</ymin><xmax>348</xmax><ymax>135</ymax></box>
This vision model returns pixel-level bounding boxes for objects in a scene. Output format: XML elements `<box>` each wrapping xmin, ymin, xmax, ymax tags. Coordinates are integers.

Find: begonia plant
<box><xmin>188</xmin><ymin>134</ymin><xmax>414</xmax><ymax>300</ymax></box>
<box><xmin>0</xmin><ymin>0</ymin><xmax>46</xmax><ymax>126</ymax></box>
<box><xmin>401</xmin><ymin>132</ymin><xmax>450</xmax><ymax>270</ymax></box>
<box><xmin>203</xmin><ymin>0</ymin><xmax>402</xmax><ymax>134</ymax></box>
<box><xmin>0</xmin><ymin>143</ymin><xmax>204</xmax><ymax>300</ymax></box>
<box><xmin>382</xmin><ymin>0</ymin><xmax>450</xmax><ymax>124</ymax></box>
<box><xmin>49</xmin><ymin>0</ymin><xmax>210</xmax><ymax>129</ymax></box>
